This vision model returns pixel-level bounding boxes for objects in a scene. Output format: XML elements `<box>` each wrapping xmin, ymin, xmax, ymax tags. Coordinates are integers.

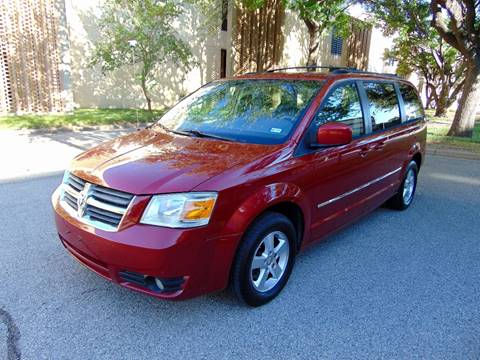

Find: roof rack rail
<box><xmin>266</xmin><ymin>66</ymin><xmax>356</xmax><ymax>73</ymax></box>
<box><xmin>243</xmin><ymin>66</ymin><xmax>400</xmax><ymax>78</ymax></box>
<box><xmin>330</xmin><ymin>68</ymin><xmax>400</xmax><ymax>78</ymax></box>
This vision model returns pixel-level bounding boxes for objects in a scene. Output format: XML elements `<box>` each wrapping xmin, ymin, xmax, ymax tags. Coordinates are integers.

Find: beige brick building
<box><xmin>0</xmin><ymin>0</ymin><xmax>394</xmax><ymax>114</ymax></box>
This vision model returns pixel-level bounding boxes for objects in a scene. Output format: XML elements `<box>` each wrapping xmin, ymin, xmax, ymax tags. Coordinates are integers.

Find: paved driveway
<box><xmin>0</xmin><ymin>155</ymin><xmax>479</xmax><ymax>359</ymax></box>
<box><xmin>0</xmin><ymin>128</ymin><xmax>131</xmax><ymax>182</ymax></box>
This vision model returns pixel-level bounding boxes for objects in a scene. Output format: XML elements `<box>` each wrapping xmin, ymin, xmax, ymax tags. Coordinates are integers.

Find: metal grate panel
<box><xmin>233</xmin><ymin>0</ymin><xmax>285</xmax><ymax>74</ymax></box>
<box><xmin>0</xmin><ymin>0</ymin><xmax>66</xmax><ymax>114</ymax></box>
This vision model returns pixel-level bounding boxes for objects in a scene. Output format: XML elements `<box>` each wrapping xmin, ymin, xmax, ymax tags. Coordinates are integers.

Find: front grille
<box><xmin>66</xmin><ymin>173</ymin><xmax>86</xmax><ymax>192</ymax></box>
<box><xmin>60</xmin><ymin>173</ymin><xmax>134</xmax><ymax>231</ymax></box>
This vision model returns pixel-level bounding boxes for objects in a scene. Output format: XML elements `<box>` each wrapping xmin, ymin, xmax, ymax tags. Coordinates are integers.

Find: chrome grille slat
<box><xmin>60</xmin><ymin>173</ymin><xmax>134</xmax><ymax>231</ymax></box>
<box><xmin>86</xmin><ymin>209</ymin><xmax>122</xmax><ymax>225</ymax></box>
<box><xmin>67</xmin><ymin>174</ymin><xmax>86</xmax><ymax>192</ymax></box>
<box><xmin>91</xmin><ymin>192</ymin><xmax>131</xmax><ymax>207</ymax></box>
<box><xmin>67</xmin><ymin>180</ymin><xmax>83</xmax><ymax>192</ymax></box>
<box><xmin>94</xmin><ymin>187</ymin><xmax>133</xmax><ymax>201</ymax></box>
<box><xmin>88</xmin><ymin>216</ymin><xmax>118</xmax><ymax>227</ymax></box>
<box><xmin>64</xmin><ymin>184</ymin><xmax>80</xmax><ymax>198</ymax></box>
<box><xmin>63</xmin><ymin>192</ymin><xmax>78</xmax><ymax>210</ymax></box>
<box><xmin>69</xmin><ymin>173</ymin><xmax>85</xmax><ymax>183</ymax></box>
<box><xmin>86</xmin><ymin>197</ymin><xmax>126</xmax><ymax>215</ymax></box>
<box><xmin>86</xmin><ymin>207</ymin><xmax>123</xmax><ymax>221</ymax></box>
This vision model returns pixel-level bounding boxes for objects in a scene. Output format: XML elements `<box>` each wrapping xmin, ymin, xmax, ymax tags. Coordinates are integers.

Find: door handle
<box><xmin>374</xmin><ymin>141</ymin><xmax>385</xmax><ymax>150</ymax></box>
<box><xmin>359</xmin><ymin>145</ymin><xmax>370</xmax><ymax>157</ymax></box>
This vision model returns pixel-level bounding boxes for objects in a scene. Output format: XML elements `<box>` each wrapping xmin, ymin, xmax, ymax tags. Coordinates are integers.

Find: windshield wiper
<box><xmin>152</xmin><ymin>124</ymin><xmax>234</xmax><ymax>142</ymax></box>
<box><xmin>181</xmin><ymin>129</ymin><xmax>234</xmax><ymax>142</ymax></box>
<box><xmin>152</xmin><ymin>122</ymin><xmax>191</xmax><ymax>137</ymax></box>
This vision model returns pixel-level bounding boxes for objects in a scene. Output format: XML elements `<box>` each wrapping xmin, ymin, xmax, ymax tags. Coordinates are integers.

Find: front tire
<box><xmin>387</xmin><ymin>160</ymin><xmax>418</xmax><ymax>210</ymax></box>
<box><xmin>231</xmin><ymin>212</ymin><xmax>297</xmax><ymax>307</ymax></box>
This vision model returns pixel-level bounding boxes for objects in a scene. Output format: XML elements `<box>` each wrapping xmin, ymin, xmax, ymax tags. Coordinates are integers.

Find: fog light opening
<box><xmin>154</xmin><ymin>277</ymin><xmax>165</xmax><ymax>291</ymax></box>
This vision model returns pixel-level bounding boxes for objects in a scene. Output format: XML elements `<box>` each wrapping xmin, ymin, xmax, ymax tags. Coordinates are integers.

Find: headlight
<box><xmin>140</xmin><ymin>192</ymin><xmax>218</xmax><ymax>228</ymax></box>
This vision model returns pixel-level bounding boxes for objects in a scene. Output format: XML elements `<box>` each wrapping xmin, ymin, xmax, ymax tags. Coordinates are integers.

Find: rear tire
<box><xmin>387</xmin><ymin>161</ymin><xmax>418</xmax><ymax>210</ymax></box>
<box><xmin>231</xmin><ymin>212</ymin><xmax>297</xmax><ymax>307</ymax></box>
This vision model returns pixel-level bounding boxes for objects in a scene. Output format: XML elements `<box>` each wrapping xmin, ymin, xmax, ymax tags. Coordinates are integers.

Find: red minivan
<box><xmin>52</xmin><ymin>68</ymin><xmax>426</xmax><ymax>306</ymax></box>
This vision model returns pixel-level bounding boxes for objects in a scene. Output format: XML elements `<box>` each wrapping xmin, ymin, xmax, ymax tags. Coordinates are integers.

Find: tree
<box><xmin>287</xmin><ymin>0</ymin><xmax>353</xmax><ymax>67</ymax></box>
<box><xmin>430</xmin><ymin>0</ymin><xmax>480</xmax><ymax>137</ymax></box>
<box><xmin>90</xmin><ymin>0</ymin><xmax>195</xmax><ymax>111</ymax></box>
<box><xmin>386</xmin><ymin>40</ymin><xmax>465</xmax><ymax>116</ymax></box>
<box><xmin>242</xmin><ymin>0</ymin><xmax>353</xmax><ymax>67</ymax></box>
<box><xmin>367</xmin><ymin>0</ymin><xmax>465</xmax><ymax>117</ymax></box>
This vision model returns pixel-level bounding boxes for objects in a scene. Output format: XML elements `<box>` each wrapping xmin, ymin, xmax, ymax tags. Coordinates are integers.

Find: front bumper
<box><xmin>52</xmin><ymin>190</ymin><xmax>240</xmax><ymax>300</ymax></box>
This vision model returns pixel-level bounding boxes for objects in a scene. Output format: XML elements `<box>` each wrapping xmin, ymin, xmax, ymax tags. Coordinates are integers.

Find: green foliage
<box><xmin>90</xmin><ymin>0</ymin><xmax>196</xmax><ymax>110</ymax></box>
<box><xmin>365</xmin><ymin>0</ymin><xmax>464</xmax><ymax>113</ymax></box>
<box><xmin>430</xmin><ymin>0</ymin><xmax>480</xmax><ymax>137</ymax></box>
<box><xmin>425</xmin><ymin>110</ymin><xmax>480</xmax><ymax>152</ymax></box>
<box><xmin>0</xmin><ymin>109</ymin><xmax>166</xmax><ymax>129</ymax></box>
<box><xmin>241</xmin><ymin>0</ymin><xmax>266</xmax><ymax>10</ymax></box>
<box><xmin>290</xmin><ymin>0</ymin><xmax>354</xmax><ymax>66</ymax></box>
<box><xmin>287</xmin><ymin>0</ymin><xmax>352</xmax><ymax>37</ymax></box>
<box><xmin>365</xmin><ymin>0</ymin><xmax>434</xmax><ymax>71</ymax></box>
<box><xmin>238</xmin><ymin>0</ymin><xmax>354</xmax><ymax>65</ymax></box>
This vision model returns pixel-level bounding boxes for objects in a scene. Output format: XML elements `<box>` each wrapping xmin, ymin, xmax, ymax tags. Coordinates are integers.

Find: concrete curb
<box><xmin>0</xmin><ymin>123</ymin><xmax>141</xmax><ymax>135</ymax></box>
<box><xmin>427</xmin><ymin>144</ymin><xmax>480</xmax><ymax>161</ymax></box>
<box><xmin>0</xmin><ymin>170</ymin><xmax>64</xmax><ymax>185</ymax></box>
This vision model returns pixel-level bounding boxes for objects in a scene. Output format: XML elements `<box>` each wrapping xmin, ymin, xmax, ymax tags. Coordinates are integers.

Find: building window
<box><xmin>221</xmin><ymin>0</ymin><xmax>228</xmax><ymax>31</ymax></box>
<box><xmin>220</xmin><ymin>49</ymin><xmax>227</xmax><ymax>78</ymax></box>
<box><xmin>331</xmin><ymin>29</ymin><xmax>343</xmax><ymax>56</ymax></box>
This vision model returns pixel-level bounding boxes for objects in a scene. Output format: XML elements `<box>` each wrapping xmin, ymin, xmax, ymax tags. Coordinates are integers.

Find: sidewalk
<box><xmin>0</xmin><ymin>126</ymin><xmax>135</xmax><ymax>182</ymax></box>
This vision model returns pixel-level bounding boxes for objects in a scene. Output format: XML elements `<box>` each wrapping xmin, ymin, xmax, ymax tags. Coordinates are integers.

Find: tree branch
<box><xmin>464</xmin><ymin>0</ymin><xmax>476</xmax><ymax>34</ymax></box>
<box><xmin>430</xmin><ymin>0</ymin><xmax>470</xmax><ymax>57</ymax></box>
<box><xmin>449</xmin><ymin>77</ymin><xmax>466</xmax><ymax>101</ymax></box>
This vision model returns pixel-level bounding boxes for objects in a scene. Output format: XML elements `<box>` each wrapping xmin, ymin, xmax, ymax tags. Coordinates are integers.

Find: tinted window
<box><xmin>364</xmin><ymin>82</ymin><xmax>401</xmax><ymax>131</ymax></box>
<box><xmin>399</xmin><ymin>83</ymin><xmax>424</xmax><ymax>121</ymax></box>
<box><xmin>314</xmin><ymin>83</ymin><xmax>364</xmax><ymax>137</ymax></box>
<box><xmin>158</xmin><ymin>80</ymin><xmax>322</xmax><ymax>144</ymax></box>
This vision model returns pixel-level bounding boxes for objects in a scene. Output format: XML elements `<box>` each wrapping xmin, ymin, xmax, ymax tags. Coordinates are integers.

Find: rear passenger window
<box><xmin>364</xmin><ymin>82</ymin><xmax>401</xmax><ymax>131</ymax></box>
<box><xmin>314</xmin><ymin>83</ymin><xmax>364</xmax><ymax>137</ymax></box>
<box><xmin>399</xmin><ymin>83</ymin><xmax>424</xmax><ymax>121</ymax></box>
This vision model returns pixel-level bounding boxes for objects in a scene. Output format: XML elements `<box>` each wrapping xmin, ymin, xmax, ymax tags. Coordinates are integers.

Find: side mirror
<box><xmin>312</xmin><ymin>122</ymin><xmax>353</xmax><ymax>147</ymax></box>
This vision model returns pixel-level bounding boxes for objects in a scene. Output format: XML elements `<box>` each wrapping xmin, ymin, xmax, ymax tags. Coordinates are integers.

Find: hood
<box><xmin>70</xmin><ymin>129</ymin><xmax>279</xmax><ymax>194</ymax></box>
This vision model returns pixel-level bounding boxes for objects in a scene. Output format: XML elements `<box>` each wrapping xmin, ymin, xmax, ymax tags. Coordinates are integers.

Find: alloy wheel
<box><xmin>249</xmin><ymin>231</ymin><xmax>290</xmax><ymax>292</ymax></box>
<box><xmin>402</xmin><ymin>168</ymin><xmax>416</xmax><ymax>205</ymax></box>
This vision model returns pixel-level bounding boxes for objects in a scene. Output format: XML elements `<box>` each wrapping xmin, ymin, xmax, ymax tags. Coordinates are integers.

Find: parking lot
<box><xmin>1</xmin><ymin>155</ymin><xmax>479</xmax><ymax>359</ymax></box>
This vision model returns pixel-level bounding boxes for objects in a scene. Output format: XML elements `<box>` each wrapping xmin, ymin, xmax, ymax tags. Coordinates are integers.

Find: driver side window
<box><xmin>314</xmin><ymin>83</ymin><xmax>364</xmax><ymax>137</ymax></box>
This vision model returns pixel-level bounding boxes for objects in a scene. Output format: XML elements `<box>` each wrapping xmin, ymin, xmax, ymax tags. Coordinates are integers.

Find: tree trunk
<box><xmin>140</xmin><ymin>77</ymin><xmax>152</xmax><ymax>112</ymax></box>
<box><xmin>434</xmin><ymin>83</ymin><xmax>449</xmax><ymax>117</ymax></box>
<box><xmin>447</xmin><ymin>63</ymin><xmax>480</xmax><ymax>137</ymax></box>
<box><xmin>434</xmin><ymin>104</ymin><xmax>446</xmax><ymax>117</ymax></box>
<box><xmin>304</xmin><ymin>19</ymin><xmax>320</xmax><ymax>68</ymax></box>
<box><xmin>425</xmin><ymin>81</ymin><xmax>433</xmax><ymax>109</ymax></box>
<box><xmin>435</xmin><ymin>77</ymin><xmax>464</xmax><ymax>117</ymax></box>
<box><xmin>426</xmin><ymin>82</ymin><xmax>438</xmax><ymax>110</ymax></box>
<box><xmin>145</xmin><ymin>96</ymin><xmax>152</xmax><ymax>112</ymax></box>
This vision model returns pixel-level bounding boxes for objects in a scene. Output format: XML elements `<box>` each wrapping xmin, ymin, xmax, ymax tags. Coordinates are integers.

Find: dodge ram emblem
<box><xmin>77</xmin><ymin>183</ymin><xmax>91</xmax><ymax>218</ymax></box>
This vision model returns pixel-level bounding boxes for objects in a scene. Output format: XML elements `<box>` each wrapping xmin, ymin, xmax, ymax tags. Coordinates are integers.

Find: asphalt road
<box><xmin>1</xmin><ymin>155</ymin><xmax>479</xmax><ymax>359</ymax></box>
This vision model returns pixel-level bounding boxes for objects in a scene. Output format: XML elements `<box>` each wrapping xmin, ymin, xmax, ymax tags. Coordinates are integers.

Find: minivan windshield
<box><xmin>156</xmin><ymin>79</ymin><xmax>323</xmax><ymax>144</ymax></box>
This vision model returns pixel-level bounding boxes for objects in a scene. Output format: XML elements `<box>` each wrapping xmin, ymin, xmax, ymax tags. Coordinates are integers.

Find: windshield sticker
<box><xmin>270</xmin><ymin>128</ymin><xmax>282</xmax><ymax>134</ymax></box>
